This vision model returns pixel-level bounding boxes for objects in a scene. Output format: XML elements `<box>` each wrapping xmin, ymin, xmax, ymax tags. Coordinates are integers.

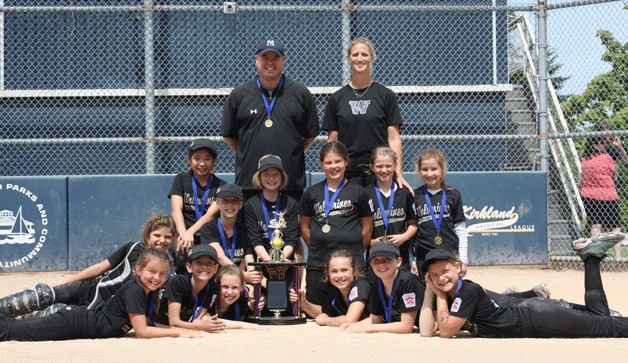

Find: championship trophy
<box><xmin>268</xmin><ymin>211</ymin><xmax>287</xmax><ymax>262</ymax></box>
<box><xmin>246</xmin><ymin>211</ymin><xmax>306</xmax><ymax>325</ymax></box>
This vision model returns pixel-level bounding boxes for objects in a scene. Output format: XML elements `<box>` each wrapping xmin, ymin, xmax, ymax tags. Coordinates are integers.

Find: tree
<box><xmin>561</xmin><ymin>30</ymin><xmax>628</xmax><ymax>132</ymax></box>
<box><xmin>508</xmin><ymin>13</ymin><xmax>570</xmax><ymax>95</ymax></box>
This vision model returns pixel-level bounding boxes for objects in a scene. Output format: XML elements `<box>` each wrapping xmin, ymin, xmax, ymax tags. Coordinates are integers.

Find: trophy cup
<box><xmin>246</xmin><ymin>211</ymin><xmax>306</xmax><ymax>325</ymax></box>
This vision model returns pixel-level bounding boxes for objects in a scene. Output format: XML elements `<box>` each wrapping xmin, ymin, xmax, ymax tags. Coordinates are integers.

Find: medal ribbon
<box><xmin>147</xmin><ymin>290</ymin><xmax>156</xmax><ymax>326</ymax></box>
<box><xmin>331</xmin><ymin>289</ymin><xmax>351</xmax><ymax>316</ymax></box>
<box><xmin>331</xmin><ymin>298</ymin><xmax>344</xmax><ymax>316</ymax></box>
<box><xmin>424</xmin><ymin>186</ymin><xmax>447</xmax><ymax>238</ymax></box>
<box><xmin>455</xmin><ymin>277</ymin><xmax>464</xmax><ymax>296</ymax></box>
<box><xmin>218</xmin><ymin>218</ymin><xmax>237</xmax><ymax>261</ymax></box>
<box><xmin>375</xmin><ymin>183</ymin><xmax>395</xmax><ymax>235</ymax></box>
<box><xmin>260</xmin><ymin>193</ymin><xmax>281</xmax><ymax>240</ymax></box>
<box><xmin>324</xmin><ymin>178</ymin><xmax>346</xmax><ymax>224</ymax></box>
<box><xmin>256</xmin><ymin>76</ymin><xmax>284</xmax><ymax>120</ymax></box>
<box><xmin>377</xmin><ymin>277</ymin><xmax>397</xmax><ymax>323</ymax></box>
<box><xmin>192</xmin><ymin>174</ymin><xmax>212</xmax><ymax>221</ymax></box>
<box><xmin>234</xmin><ymin>301</ymin><xmax>241</xmax><ymax>321</ymax></box>
<box><xmin>189</xmin><ymin>277</ymin><xmax>211</xmax><ymax>322</ymax></box>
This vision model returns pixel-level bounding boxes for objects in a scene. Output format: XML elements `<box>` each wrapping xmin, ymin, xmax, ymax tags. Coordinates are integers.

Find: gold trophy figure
<box><xmin>268</xmin><ymin>211</ymin><xmax>287</xmax><ymax>262</ymax></box>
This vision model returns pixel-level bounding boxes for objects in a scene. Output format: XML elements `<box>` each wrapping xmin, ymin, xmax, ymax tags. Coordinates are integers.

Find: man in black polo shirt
<box><xmin>221</xmin><ymin>38</ymin><xmax>320</xmax><ymax>201</ymax></box>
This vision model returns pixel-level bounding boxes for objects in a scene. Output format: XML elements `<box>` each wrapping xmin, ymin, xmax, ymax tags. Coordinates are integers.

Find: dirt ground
<box><xmin>1</xmin><ymin>266</ymin><xmax>627</xmax><ymax>363</ymax></box>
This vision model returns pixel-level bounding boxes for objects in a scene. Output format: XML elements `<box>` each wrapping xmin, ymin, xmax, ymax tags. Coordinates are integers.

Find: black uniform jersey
<box><xmin>168</xmin><ymin>171</ymin><xmax>226</xmax><ymax>243</ymax></box>
<box><xmin>244</xmin><ymin>192</ymin><xmax>300</xmax><ymax>255</ymax></box>
<box><xmin>95</xmin><ymin>280</ymin><xmax>156</xmax><ymax>338</ymax></box>
<box><xmin>105</xmin><ymin>242</ymin><xmax>144</xmax><ymax>278</ymax></box>
<box><xmin>300</xmin><ymin>180</ymin><xmax>373</xmax><ymax>268</ymax></box>
<box><xmin>446</xmin><ymin>279</ymin><xmax>523</xmax><ymax>338</ymax></box>
<box><xmin>321</xmin><ymin>279</ymin><xmax>372</xmax><ymax>320</ymax></box>
<box><xmin>366</xmin><ymin>183</ymin><xmax>417</xmax><ymax>265</ymax></box>
<box><xmin>208</xmin><ymin>289</ymin><xmax>250</xmax><ymax>321</ymax></box>
<box><xmin>413</xmin><ymin>186</ymin><xmax>465</xmax><ymax>253</ymax></box>
<box><xmin>221</xmin><ymin>76</ymin><xmax>319</xmax><ymax>192</ymax></box>
<box><xmin>156</xmin><ymin>274</ymin><xmax>216</xmax><ymax>325</ymax></box>
<box><xmin>86</xmin><ymin>242</ymin><xmax>145</xmax><ymax>309</ymax></box>
<box><xmin>368</xmin><ymin>270</ymin><xmax>425</xmax><ymax>325</ymax></box>
<box><xmin>200</xmin><ymin>217</ymin><xmax>250</xmax><ymax>266</ymax></box>
<box><xmin>322</xmin><ymin>82</ymin><xmax>402</xmax><ymax>174</ymax></box>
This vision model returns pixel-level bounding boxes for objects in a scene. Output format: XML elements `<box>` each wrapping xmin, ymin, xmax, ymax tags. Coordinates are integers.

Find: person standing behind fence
<box><xmin>169</xmin><ymin>138</ymin><xmax>226</xmax><ymax>254</ymax></box>
<box><xmin>221</xmin><ymin>38</ymin><xmax>320</xmax><ymax>201</ymax></box>
<box><xmin>596</xmin><ymin>120</ymin><xmax>628</xmax><ymax>165</ymax></box>
<box><xmin>322</xmin><ymin>37</ymin><xmax>411</xmax><ymax>192</ymax></box>
<box><xmin>579</xmin><ymin>136</ymin><xmax>622</xmax><ymax>258</ymax></box>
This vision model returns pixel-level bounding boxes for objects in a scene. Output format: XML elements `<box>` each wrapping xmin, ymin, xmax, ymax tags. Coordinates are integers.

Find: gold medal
<box><xmin>434</xmin><ymin>235</ymin><xmax>443</xmax><ymax>245</ymax></box>
<box><xmin>265</xmin><ymin>119</ymin><xmax>273</xmax><ymax>128</ymax></box>
<box><xmin>322</xmin><ymin>224</ymin><xmax>331</xmax><ymax>233</ymax></box>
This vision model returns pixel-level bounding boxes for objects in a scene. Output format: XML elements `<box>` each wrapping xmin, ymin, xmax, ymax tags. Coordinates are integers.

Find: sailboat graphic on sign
<box><xmin>0</xmin><ymin>206</ymin><xmax>36</xmax><ymax>244</ymax></box>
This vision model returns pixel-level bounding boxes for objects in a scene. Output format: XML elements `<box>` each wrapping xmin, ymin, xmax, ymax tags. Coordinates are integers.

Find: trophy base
<box><xmin>246</xmin><ymin>316</ymin><xmax>307</xmax><ymax>326</ymax></box>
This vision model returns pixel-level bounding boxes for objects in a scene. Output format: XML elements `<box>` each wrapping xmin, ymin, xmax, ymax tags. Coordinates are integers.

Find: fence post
<box><xmin>341</xmin><ymin>0</ymin><xmax>351</xmax><ymax>84</ymax></box>
<box><xmin>0</xmin><ymin>0</ymin><xmax>4</xmax><ymax>91</ymax></box>
<box><xmin>144</xmin><ymin>0</ymin><xmax>156</xmax><ymax>174</ymax></box>
<box><xmin>537</xmin><ymin>0</ymin><xmax>548</xmax><ymax>173</ymax></box>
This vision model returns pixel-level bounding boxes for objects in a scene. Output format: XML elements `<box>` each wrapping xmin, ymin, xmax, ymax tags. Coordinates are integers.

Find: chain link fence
<box><xmin>1</xmin><ymin>0</ymin><xmax>626</xmax><ymax>270</ymax></box>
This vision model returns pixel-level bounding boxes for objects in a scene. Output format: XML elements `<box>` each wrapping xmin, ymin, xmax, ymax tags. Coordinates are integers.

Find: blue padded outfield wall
<box><xmin>0</xmin><ymin>172</ymin><xmax>546</xmax><ymax>272</ymax></box>
<box><xmin>0</xmin><ymin>177</ymin><xmax>68</xmax><ymax>271</ymax></box>
<box><xmin>67</xmin><ymin>173</ymin><xmax>234</xmax><ymax>270</ymax></box>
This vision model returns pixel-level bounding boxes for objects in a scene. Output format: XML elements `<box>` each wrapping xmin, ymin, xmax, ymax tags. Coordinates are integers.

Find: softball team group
<box><xmin>2</xmin><ymin>137</ymin><xmax>627</xmax><ymax>340</ymax></box>
<box><xmin>1</xmin><ymin>35</ymin><xmax>627</xmax><ymax>341</ymax></box>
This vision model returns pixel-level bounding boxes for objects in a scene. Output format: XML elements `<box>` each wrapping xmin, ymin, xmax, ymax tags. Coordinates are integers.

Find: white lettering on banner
<box><xmin>464</xmin><ymin>205</ymin><xmax>535</xmax><ymax>236</ymax></box>
<box><xmin>0</xmin><ymin>183</ymin><xmax>50</xmax><ymax>269</ymax></box>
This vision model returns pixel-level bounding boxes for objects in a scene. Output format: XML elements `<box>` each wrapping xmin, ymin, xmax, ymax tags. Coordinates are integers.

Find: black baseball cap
<box><xmin>258</xmin><ymin>156</ymin><xmax>284</xmax><ymax>172</ymax></box>
<box><xmin>188</xmin><ymin>138</ymin><xmax>218</xmax><ymax>159</ymax></box>
<box><xmin>187</xmin><ymin>244</ymin><xmax>219</xmax><ymax>262</ymax></box>
<box><xmin>367</xmin><ymin>243</ymin><xmax>400</xmax><ymax>263</ymax></box>
<box><xmin>216</xmin><ymin>184</ymin><xmax>243</xmax><ymax>200</ymax></box>
<box><xmin>422</xmin><ymin>249</ymin><xmax>458</xmax><ymax>273</ymax></box>
<box><xmin>255</xmin><ymin>38</ymin><xmax>285</xmax><ymax>57</ymax></box>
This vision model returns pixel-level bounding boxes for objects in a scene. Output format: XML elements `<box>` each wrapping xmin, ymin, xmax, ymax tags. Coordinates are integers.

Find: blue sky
<box><xmin>544</xmin><ymin>1</ymin><xmax>628</xmax><ymax>96</ymax></box>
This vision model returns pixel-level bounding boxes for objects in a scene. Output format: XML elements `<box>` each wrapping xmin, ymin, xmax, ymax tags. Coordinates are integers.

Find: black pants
<box><xmin>305</xmin><ymin>266</ymin><xmax>325</xmax><ymax>305</ymax></box>
<box><xmin>0</xmin><ymin>306</ymin><xmax>99</xmax><ymax>341</ymax></box>
<box><xmin>53</xmin><ymin>279</ymin><xmax>98</xmax><ymax>306</ymax></box>
<box><xmin>515</xmin><ymin>258</ymin><xmax>628</xmax><ymax>338</ymax></box>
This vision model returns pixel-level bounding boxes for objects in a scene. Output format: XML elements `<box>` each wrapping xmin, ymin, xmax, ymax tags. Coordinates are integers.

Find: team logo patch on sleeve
<box><xmin>402</xmin><ymin>293</ymin><xmax>416</xmax><ymax>308</ymax></box>
<box><xmin>451</xmin><ymin>297</ymin><xmax>462</xmax><ymax>313</ymax></box>
<box><xmin>348</xmin><ymin>286</ymin><xmax>359</xmax><ymax>301</ymax></box>
<box><xmin>368</xmin><ymin>199</ymin><xmax>375</xmax><ymax>213</ymax></box>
